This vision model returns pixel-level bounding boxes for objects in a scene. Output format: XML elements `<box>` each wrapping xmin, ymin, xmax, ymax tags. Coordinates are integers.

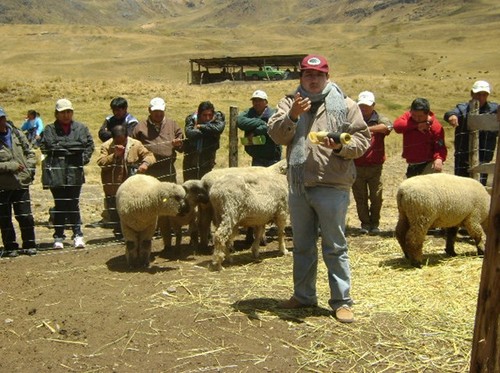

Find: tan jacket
<box><xmin>268</xmin><ymin>95</ymin><xmax>371</xmax><ymax>191</ymax></box>
<box><xmin>97</xmin><ymin>137</ymin><xmax>155</xmax><ymax>196</ymax></box>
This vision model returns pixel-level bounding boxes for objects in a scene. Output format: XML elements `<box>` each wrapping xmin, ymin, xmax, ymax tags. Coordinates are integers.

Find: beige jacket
<box><xmin>97</xmin><ymin>137</ymin><xmax>155</xmax><ymax>196</ymax></box>
<box><xmin>268</xmin><ymin>94</ymin><xmax>371</xmax><ymax>191</ymax></box>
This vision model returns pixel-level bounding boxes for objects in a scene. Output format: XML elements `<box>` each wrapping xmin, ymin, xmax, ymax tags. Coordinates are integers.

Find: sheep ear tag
<box><xmin>163</xmin><ymin>198</ymin><xmax>168</xmax><ymax>203</ymax></box>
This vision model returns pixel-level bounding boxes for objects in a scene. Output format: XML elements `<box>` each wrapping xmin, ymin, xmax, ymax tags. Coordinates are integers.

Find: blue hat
<box><xmin>0</xmin><ymin>107</ymin><xmax>6</xmax><ymax>117</ymax></box>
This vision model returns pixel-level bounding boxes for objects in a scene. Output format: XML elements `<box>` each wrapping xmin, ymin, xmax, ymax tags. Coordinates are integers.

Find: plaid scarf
<box><xmin>289</xmin><ymin>81</ymin><xmax>348</xmax><ymax>194</ymax></box>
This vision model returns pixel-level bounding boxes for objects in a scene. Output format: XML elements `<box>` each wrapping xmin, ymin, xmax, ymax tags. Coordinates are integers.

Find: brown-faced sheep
<box><xmin>395</xmin><ymin>173</ymin><xmax>490</xmax><ymax>267</ymax></box>
<box><xmin>157</xmin><ymin>181</ymin><xmax>201</xmax><ymax>256</ymax></box>
<box><xmin>116</xmin><ymin>174</ymin><xmax>189</xmax><ymax>268</ymax></box>
<box><xmin>209</xmin><ymin>170</ymin><xmax>289</xmax><ymax>271</ymax></box>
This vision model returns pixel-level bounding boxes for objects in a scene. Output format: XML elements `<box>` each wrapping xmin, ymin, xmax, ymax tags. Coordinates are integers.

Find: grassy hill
<box><xmin>0</xmin><ymin>0</ymin><xmax>499</xmax><ymax>165</ymax></box>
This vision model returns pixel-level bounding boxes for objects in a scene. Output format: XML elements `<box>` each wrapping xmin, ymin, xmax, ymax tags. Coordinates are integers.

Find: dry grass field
<box><xmin>0</xmin><ymin>1</ymin><xmax>499</xmax><ymax>372</ymax></box>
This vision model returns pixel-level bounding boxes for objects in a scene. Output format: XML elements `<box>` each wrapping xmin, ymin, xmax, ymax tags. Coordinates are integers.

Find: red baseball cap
<box><xmin>300</xmin><ymin>54</ymin><xmax>329</xmax><ymax>73</ymax></box>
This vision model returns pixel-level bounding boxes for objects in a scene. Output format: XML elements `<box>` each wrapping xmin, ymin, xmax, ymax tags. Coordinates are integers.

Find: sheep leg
<box><xmin>395</xmin><ymin>214</ymin><xmax>410</xmax><ymax>259</ymax></box>
<box><xmin>157</xmin><ymin>216</ymin><xmax>173</xmax><ymax>251</ymax></box>
<box><xmin>198</xmin><ymin>203</ymin><xmax>213</xmax><ymax>252</ymax></box>
<box><xmin>210</xmin><ymin>220</ymin><xmax>233</xmax><ymax>271</ymax></box>
<box><xmin>445</xmin><ymin>227</ymin><xmax>458</xmax><ymax>256</ymax></box>
<box><xmin>139</xmin><ymin>239</ymin><xmax>152</xmax><ymax>268</ymax></box>
<box><xmin>125</xmin><ymin>240</ymin><xmax>139</xmax><ymax>268</ymax></box>
<box><xmin>405</xmin><ymin>225</ymin><xmax>427</xmax><ymax>268</ymax></box>
<box><xmin>464</xmin><ymin>220</ymin><xmax>485</xmax><ymax>256</ymax></box>
<box><xmin>251</xmin><ymin>225</ymin><xmax>264</xmax><ymax>259</ymax></box>
<box><xmin>188</xmin><ymin>219</ymin><xmax>199</xmax><ymax>250</ymax></box>
<box><xmin>276</xmin><ymin>214</ymin><xmax>289</xmax><ymax>256</ymax></box>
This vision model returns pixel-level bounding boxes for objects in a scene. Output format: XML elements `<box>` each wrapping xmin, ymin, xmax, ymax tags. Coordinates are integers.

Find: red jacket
<box><xmin>354</xmin><ymin>111</ymin><xmax>392</xmax><ymax>166</ymax></box>
<box><xmin>393</xmin><ymin>111</ymin><xmax>447</xmax><ymax>164</ymax></box>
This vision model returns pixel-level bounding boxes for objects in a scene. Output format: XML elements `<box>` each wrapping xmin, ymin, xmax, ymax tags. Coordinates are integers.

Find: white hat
<box><xmin>471</xmin><ymin>80</ymin><xmax>491</xmax><ymax>94</ymax></box>
<box><xmin>357</xmin><ymin>91</ymin><xmax>375</xmax><ymax>106</ymax></box>
<box><xmin>251</xmin><ymin>90</ymin><xmax>268</xmax><ymax>100</ymax></box>
<box><xmin>149</xmin><ymin>97</ymin><xmax>166</xmax><ymax>111</ymax></box>
<box><xmin>55</xmin><ymin>98</ymin><xmax>74</xmax><ymax>112</ymax></box>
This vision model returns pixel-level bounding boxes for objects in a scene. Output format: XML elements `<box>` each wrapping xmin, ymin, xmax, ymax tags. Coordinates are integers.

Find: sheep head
<box><xmin>157</xmin><ymin>182</ymin><xmax>188</xmax><ymax>217</ymax></box>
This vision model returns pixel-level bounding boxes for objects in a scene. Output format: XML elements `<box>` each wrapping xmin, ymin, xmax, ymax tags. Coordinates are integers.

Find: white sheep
<box><xmin>209</xmin><ymin>170</ymin><xmax>290</xmax><ymax>271</ymax></box>
<box><xmin>395</xmin><ymin>173</ymin><xmax>490</xmax><ymax>267</ymax></box>
<box><xmin>116</xmin><ymin>174</ymin><xmax>188</xmax><ymax>268</ymax></box>
<box><xmin>183</xmin><ymin>160</ymin><xmax>287</xmax><ymax>253</ymax></box>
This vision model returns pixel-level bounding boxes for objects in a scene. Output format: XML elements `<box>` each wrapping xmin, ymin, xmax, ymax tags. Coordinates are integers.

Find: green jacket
<box><xmin>237</xmin><ymin>106</ymin><xmax>281</xmax><ymax>161</ymax></box>
<box><xmin>0</xmin><ymin>122</ymin><xmax>36</xmax><ymax>189</ymax></box>
<box><xmin>40</xmin><ymin>120</ymin><xmax>94</xmax><ymax>188</ymax></box>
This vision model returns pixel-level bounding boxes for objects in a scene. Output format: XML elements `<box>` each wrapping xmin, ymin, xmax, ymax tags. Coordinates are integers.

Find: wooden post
<box><xmin>470</xmin><ymin>131</ymin><xmax>500</xmax><ymax>372</ymax></box>
<box><xmin>467</xmin><ymin>113</ymin><xmax>498</xmax><ymax>183</ymax></box>
<box><xmin>228</xmin><ymin>106</ymin><xmax>239</xmax><ymax>167</ymax></box>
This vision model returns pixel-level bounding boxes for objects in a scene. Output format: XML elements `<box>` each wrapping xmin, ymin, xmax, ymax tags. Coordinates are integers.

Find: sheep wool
<box><xmin>116</xmin><ymin>174</ymin><xmax>187</xmax><ymax>268</ymax></box>
<box><xmin>209</xmin><ymin>170</ymin><xmax>290</xmax><ymax>271</ymax></box>
<box><xmin>395</xmin><ymin>173</ymin><xmax>490</xmax><ymax>267</ymax></box>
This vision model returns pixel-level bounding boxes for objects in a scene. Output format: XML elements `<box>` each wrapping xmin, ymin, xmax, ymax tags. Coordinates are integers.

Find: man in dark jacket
<box><xmin>237</xmin><ymin>90</ymin><xmax>281</xmax><ymax>166</ymax></box>
<box><xmin>98</xmin><ymin>97</ymin><xmax>139</xmax><ymax>143</ymax></box>
<box><xmin>443</xmin><ymin>80</ymin><xmax>498</xmax><ymax>186</ymax></box>
<box><xmin>183</xmin><ymin>101</ymin><xmax>225</xmax><ymax>181</ymax></box>
<box><xmin>0</xmin><ymin>107</ymin><xmax>37</xmax><ymax>257</ymax></box>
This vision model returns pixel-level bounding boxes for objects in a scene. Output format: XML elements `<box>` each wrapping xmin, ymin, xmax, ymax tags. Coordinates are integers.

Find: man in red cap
<box><xmin>268</xmin><ymin>54</ymin><xmax>370</xmax><ymax>323</ymax></box>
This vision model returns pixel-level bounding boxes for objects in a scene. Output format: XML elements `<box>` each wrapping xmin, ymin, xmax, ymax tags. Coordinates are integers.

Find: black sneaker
<box><xmin>20</xmin><ymin>248</ymin><xmax>37</xmax><ymax>256</ymax></box>
<box><xmin>2</xmin><ymin>249</ymin><xmax>19</xmax><ymax>258</ymax></box>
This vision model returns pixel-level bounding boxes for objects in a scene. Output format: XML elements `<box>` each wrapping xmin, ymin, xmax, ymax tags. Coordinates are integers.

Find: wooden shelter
<box><xmin>189</xmin><ymin>54</ymin><xmax>307</xmax><ymax>84</ymax></box>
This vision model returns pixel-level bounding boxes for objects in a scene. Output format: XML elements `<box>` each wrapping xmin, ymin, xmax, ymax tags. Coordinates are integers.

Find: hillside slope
<box><xmin>0</xmin><ymin>0</ymin><xmax>499</xmax><ymax>91</ymax></box>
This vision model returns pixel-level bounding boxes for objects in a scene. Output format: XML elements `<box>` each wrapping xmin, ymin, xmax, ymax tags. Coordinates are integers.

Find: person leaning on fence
<box><xmin>98</xmin><ymin>97</ymin><xmax>139</xmax><ymax>143</ymax></box>
<box><xmin>268</xmin><ymin>54</ymin><xmax>371</xmax><ymax>323</ymax></box>
<box><xmin>97</xmin><ymin>125</ymin><xmax>155</xmax><ymax>239</ymax></box>
<box><xmin>40</xmin><ymin>98</ymin><xmax>95</xmax><ymax>250</ymax></box>
<box><xmin>237</xmin><ymin>89</ymin><xmax>282</xmax><ymax>167</ymax></box>
<box><xmin>393</xmin><ymin>97</ymin><xmax>447</xmax><ymax>178</ymax></box>
<box><xmin>0</xmin><ymin>107</ymin><xmax>37</xmax><ymax>257</ymax></box>
<box><xmin>182</xmin><ymin>101</ymin><xmax>225</xmax><ymax>181</ymax></box>
<box><xmin>236</xmin><ymin>89</ymin><xmax>281</xmax><ymax>245</ymax></box>
<box><xmin>352</xmin><ymin>91</ymin><xmax>392</xmax><ymax>235</ymax></box>
<box><xmin>132</xmin><ymin>97</ymin><xmax>184</xmax><ymax>183</ymax></box>
<box><xmin>443</xmin><ymin>80</ymin><xmax>498</xmax><ymax>186</ymax></box>
<box><xmin>21</xmin><ymin>109</ymin><xmax>44</xmax><ymax>148</ymax></box>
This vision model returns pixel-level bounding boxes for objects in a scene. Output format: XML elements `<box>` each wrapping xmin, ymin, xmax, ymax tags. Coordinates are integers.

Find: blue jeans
<box><xmin>288</xmin><ymin>186</ymin><xmax>352</xmax><ymax>310</ymax></box>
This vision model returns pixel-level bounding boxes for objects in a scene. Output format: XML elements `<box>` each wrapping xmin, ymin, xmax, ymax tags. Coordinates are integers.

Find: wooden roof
<box><xmin>189</xmin><ymin>54</ymin><xmax>307</xmax><ymax>69</ymax></box>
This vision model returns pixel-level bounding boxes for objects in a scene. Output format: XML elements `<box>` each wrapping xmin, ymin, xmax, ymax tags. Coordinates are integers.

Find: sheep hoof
<box><xmin>410</xmin><ymin>259</ymin><xmax>422</xmax><ymax>269</ymax></box>
<box><xmin>445</xmin><ymin>247</ymin><xmax>457</xmax><ymax>257</ymax></box>
<box><xmin>208</xmin><ymin>261</ymin><xmax>223</xmax><ymax>272</ymax></box>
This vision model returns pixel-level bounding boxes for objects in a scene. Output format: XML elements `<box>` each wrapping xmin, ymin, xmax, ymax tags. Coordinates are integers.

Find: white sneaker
<box><xmin>74</xmin><ymin>236</ymin><xmax>85</xmax><ymax>249</ymax></box>
<box><xmin>53</xmin><ymin>238</ymin><xmax>64</xmax><ymax>249</ymax></box>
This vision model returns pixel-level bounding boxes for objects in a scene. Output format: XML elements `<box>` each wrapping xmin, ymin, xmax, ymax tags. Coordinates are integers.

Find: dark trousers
<box><xmin>251</xmin><ymin>158</ymin><xmax>280</xmax><ymax>167</ymax></box>
<box><xmin>50</xmin><ymin>186</ymin><xmax>83</xmax><ymax>239</ymax></box>
<box><xmin>0</xmin><ymin>188</ymin><xmax>36</xmax><ymax>250</ymax></box>
<box><xmin>105</xmin><ymin>194</ymin><xmax>121</xmax><ymax>232</ymax></box>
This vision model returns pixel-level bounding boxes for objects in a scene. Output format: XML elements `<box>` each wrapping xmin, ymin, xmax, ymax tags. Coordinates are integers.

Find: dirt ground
<box><xmin>0</xmin><ymin>156</ymin><xmax>483</xmax><ymax>372</ymax></box>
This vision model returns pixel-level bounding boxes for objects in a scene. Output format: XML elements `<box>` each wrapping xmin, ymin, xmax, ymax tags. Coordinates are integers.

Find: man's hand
<box><xmin>322</xmin><ymin>137</ymin><xmax>342</xmax><ymax>150</ymax></box>
<box><xmin>433</xmin><ymin>158</ymin><xmax>444</xmax><ymax>172</ymax></box>
<box><xmin>172</xmin><ymin>138</ymin><xmax>183</xmax><ymax>148</ymax></box>
<box><xmin>447</xmin><ymin>115</ymin><xmax>459</xmax><ymax>128</ymax></box>
<box><xmin>289</xmin><ymin>92</ymin><xmax>311</xmax><ymax>121</ymax></box>
<box><xmin>114</xmin><ymin>144</ymin><xmax>125</xmax><ymax>158</ymax></box>
<box><xmin>137</xmin><ymin>163</ymin><xmax>148</xmax><ymax>173</ymax></box>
